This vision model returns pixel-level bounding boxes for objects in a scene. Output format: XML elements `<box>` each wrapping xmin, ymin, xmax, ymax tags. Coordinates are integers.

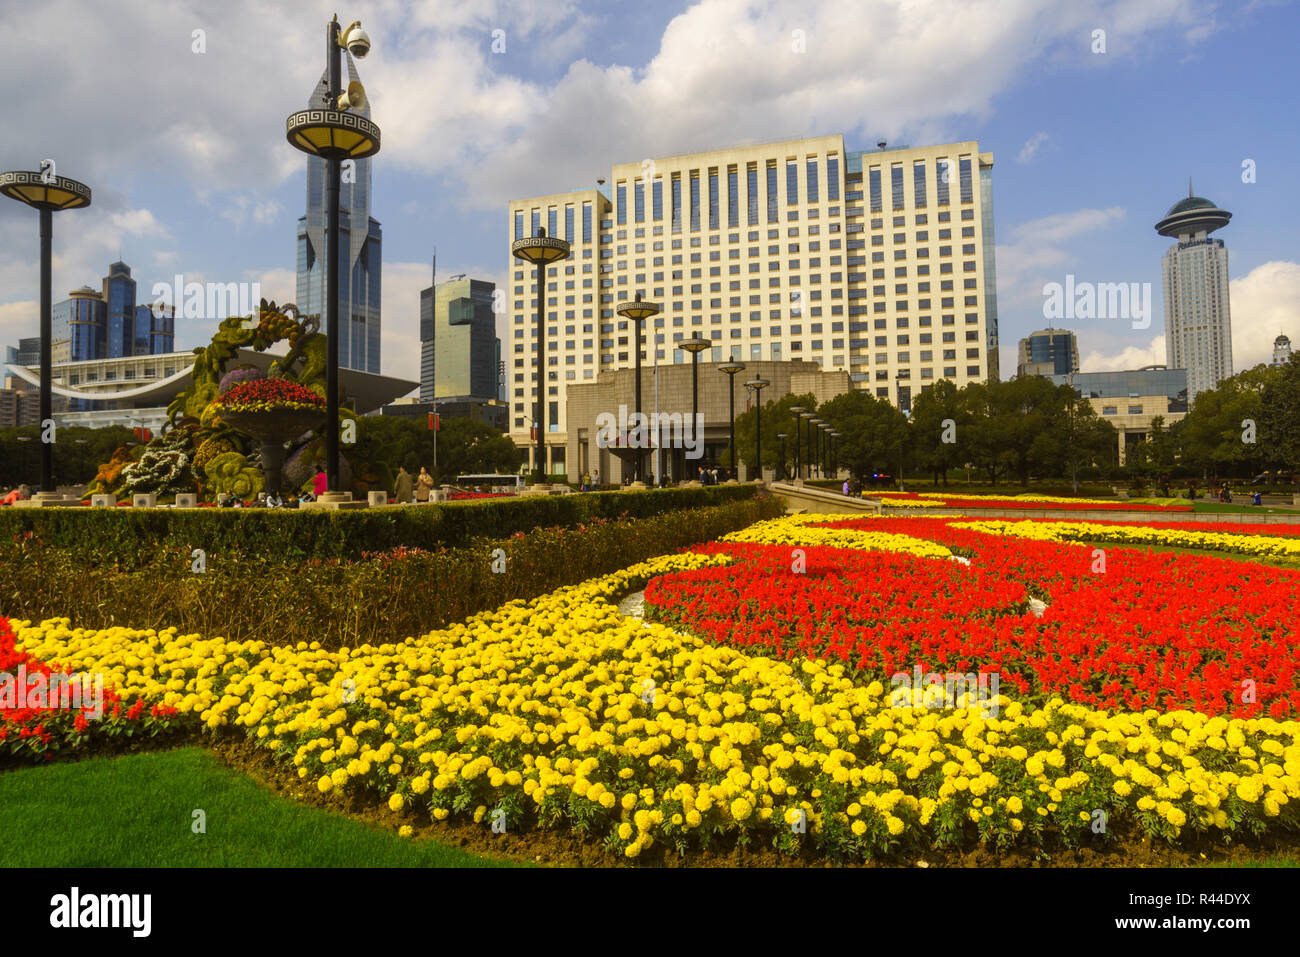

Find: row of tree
<box><xmin>1127</xmin><ymin>355</ymin><xmax>1300</xmax><ymax>482</ymax></box>
<box><xmin>0</xmin><ymin>416</ymin><xmax>520</xmax><ymax>493</ymax></box>
<box><xmin>728</xmin><ymin>353</ymin><xmax>1300</xmax><ymax>486</ymax></box>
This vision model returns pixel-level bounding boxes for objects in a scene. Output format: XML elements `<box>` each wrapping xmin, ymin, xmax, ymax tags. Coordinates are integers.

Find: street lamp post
<box><xmin>1</xmin><ymin>168</ymin><xmax>92</xmax><ymax>505</ymax></box>
<box><xmin>617</xmin><ymin>292</ymin><xmax>661</xmax><ymax>486</ymax></box>
<box><xmin>808</xmin><ymin>418</ymin><xmax>823</xmax><ymax>479</ymax></box>
<box><xmin>744</xmin><ymin>377</ymin><xmax>769</xmax><ymax>483</ymax></box>
<box><xmin>776</xmin><ymin>433</ymin><xmax>787</xmax><ymax>481</ymax></box>
<box><xmin>511</xmin><ymin>227</ymin><xmax>571</xmax><ymax>485</ymax></box>
<box><xmin>680</xmin><ymin>337</ymin><xmax>710</xmax><ymax>481</ymax></box>
<box><xmin>795</xmin><ymin>413</ymin><xmax>806</xmax><ymax>481</ymax></box>
<box><xmin>718</xmin><ymin>362</ymin><xmax>745</xmax><ymax>481</ymax></box>
<box><xmin>286</xmin><ymin>15</ymin><xmax>380</xmax><ymax>506</ymax></box>
<box><xmin>788</xmin><ymin>406</ymin><xmax>805</xmax><ymax>481</ymax></box>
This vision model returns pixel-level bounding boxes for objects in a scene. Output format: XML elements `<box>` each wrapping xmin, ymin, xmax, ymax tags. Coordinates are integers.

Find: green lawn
<box><xmin>0</xmin><ymin>748</ymin><xmax>520</xmax><ymax>868</ymax></box>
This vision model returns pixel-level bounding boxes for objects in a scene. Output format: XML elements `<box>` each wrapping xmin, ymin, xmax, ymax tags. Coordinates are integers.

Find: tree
<box><xmin>732</xmin><ymin>392</ymin><xmax>817</xmax><ymax>479</ymax></box>
<box><xmin>816</xmin><ymin>390</ymin><xmax>908</xmax><ymax>484</ymax></box>
<box><xmin>1261</xmin><ymin>353</ymin><xmax>1300</xmax><ymax>475</ymax></box>
<box><xmin>908</xmin><ymin>379</ymin><xmax>966</xmax><ymax>486</ymax></box>
<box><xmin>1177</xmin><ymin>365</ymin><xmax>1273</xmax><ymax>479</ymax></box>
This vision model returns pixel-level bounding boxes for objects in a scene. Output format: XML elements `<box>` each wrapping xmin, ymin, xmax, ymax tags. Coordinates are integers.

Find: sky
<box><xmin>1</xmin><ymin>0</ymin><xmax>1297</xmax><ymax>390</ymax></box>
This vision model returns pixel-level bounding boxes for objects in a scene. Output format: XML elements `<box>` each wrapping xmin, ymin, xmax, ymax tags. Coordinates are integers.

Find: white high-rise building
<box><xmin>506</xmin><ymin>135</ymin><xmax>998</xmax><ymax>472</ymax></box>
<box><xmin>1155</xmin><ymin>186</ymin><xmax>1232</xmax><ymax>404</ymax></box>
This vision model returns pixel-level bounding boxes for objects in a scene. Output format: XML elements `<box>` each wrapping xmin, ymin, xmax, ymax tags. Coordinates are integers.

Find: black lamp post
<box><xmin>799</xmin><ymin>411</ymin><xmax>815</xmax><ymax>481</ymax></box>
<box><xmin>286</xmin><ymin>15</ymin><xmax>380</xmax><ymax>504</ymax></box>
<box><xmin>776</xmin><ymin>432</ymin><xmax>787</xmax><ymax>481</ymax></box>
<box><xmin>745</xmin><ymin>377</ymin><xmax>769</xmax><ymax>482</ymax></box>
<box><xmin>617</xmin><ymin>292</ymin><xmax>661</xmax><ymax>485</ymax></box>
<box><xmin>788</xmin><ymin>405</ymin><xmax>804</xmax><ymax>480</ymax></box>
<box><xmin>809</xmin><ymin>417</ymin><xmax>823</xmax><ymax>478</ymax></box>
<box><xmin>1</xmin><ymin>168</ymin><xmax>92</xmax><ymax>505</ymax></box>
<box><xmin>511</xmin><ymin>227</ymin><xmax>571</xmax><ymax>484</ymax></box>
<box><xmin>718</xmin><ymin>362</ymin><xmax>745</xmax><ymax>480</ymax></box>
<box><xmin>680</xmin><ymin>337</ymin><xmax>710</xmax><ymax>478</ymax></box>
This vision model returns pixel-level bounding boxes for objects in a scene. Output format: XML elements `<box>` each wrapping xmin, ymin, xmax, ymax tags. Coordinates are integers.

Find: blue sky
<box><xmin>2</xmin><ymin>0</ymin><xmax>1296</xmax><ymax>389</ymax></box>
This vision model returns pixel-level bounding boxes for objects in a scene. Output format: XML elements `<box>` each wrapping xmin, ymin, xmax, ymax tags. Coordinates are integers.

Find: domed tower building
<box><xmin>1273</xmin><ymin>333</ymin><xmax>1292</xmax><ymax>367</ymax></box>
<box><xmin>1155</xmin><ymin>184</ymin><xmax>1232</xmax><ymax>404</ymax></box>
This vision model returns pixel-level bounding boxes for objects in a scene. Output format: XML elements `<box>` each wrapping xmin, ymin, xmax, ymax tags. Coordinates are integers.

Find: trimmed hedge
<box><xmin>2</xmin><ymin>497</ymin><xmax>783</xmax><ymax>650</ymax></box>
<box><xmin>0</xmin><ymin>485</ymin><xmax>759</xmax><ymax>568</ymax></box>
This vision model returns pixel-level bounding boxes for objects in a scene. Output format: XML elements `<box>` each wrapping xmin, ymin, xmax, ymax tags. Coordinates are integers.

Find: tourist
<box><xmin>313</xmin><ymin>468</ymin><xmax>327</xmax><ymax>499</ymax></box>
<box><xmin>843</xmin><ymin>478</ymin><xmax>850</xmax><ymax>496</ymax></box>
<box><xmin>592</xmin><ymin>467</ymin><xmax>600</xmax><ymax>488</ymax></box>
<box><xmin>416</xmin><ymin>466</ymin><xmax>434</xmax><ymax>503</ymax></box>
<box><xmin>581</xmin><ymin>471</ymin><xmax>591</xmax><ymax>492</ymax></box>
<box><xmin>394</xmin><ymin>466</ymin><xmax>414</xmax><ymax>504</ymax></box>
<box><xmin>285</xmin><ymin>492</ymin><xmax>300</xmax><ymax>508</ymax></box>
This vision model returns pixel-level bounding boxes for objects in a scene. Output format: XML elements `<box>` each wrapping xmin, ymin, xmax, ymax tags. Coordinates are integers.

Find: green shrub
<box><xmin>0</xmin><ymin>485</ymin><xmax>759</xmax><ymax>569</ymax></box>
<box><xmin>1</xmin><ymin>497</ymin><xmax>781</xmax><ymax>650</ymax></box>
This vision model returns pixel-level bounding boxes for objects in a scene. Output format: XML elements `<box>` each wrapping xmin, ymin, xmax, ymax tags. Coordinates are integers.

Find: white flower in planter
<box><xmin>1028</xmin><ymin>598</ymin><xmax>1048</xmax><ymax>618</ymax></box>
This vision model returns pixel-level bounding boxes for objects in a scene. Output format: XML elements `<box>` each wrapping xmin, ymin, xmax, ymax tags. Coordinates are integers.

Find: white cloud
<box><xmin>996</xmin><ymin>206</ymin><xmax>1127</xmax><ymax>310</ymax></box>
<box><xmin>1017</xmin><ymin>131</ymin><xmax>1051</xmax><ymax>164</ymax></box>
<box><xmin>1229</xmin><ymin>260</ymin><xmax>1300</xmax><ymax>370</ymax></box>
<box><xmin>1080</xmin><ymin>335</ymin><xmax>1166</xmax><ymax>372</ymax></box>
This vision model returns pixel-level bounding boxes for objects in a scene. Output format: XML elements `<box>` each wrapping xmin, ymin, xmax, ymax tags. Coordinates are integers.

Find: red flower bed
<box><xmin>643</xmin><ymin>519</ymin><xmax>1300</xmax><ymax>718</ymax></box>
<box><xmin>0</xmin><ymin>616</ymin><xmax>182</xmax><ymax>763</ymax></box>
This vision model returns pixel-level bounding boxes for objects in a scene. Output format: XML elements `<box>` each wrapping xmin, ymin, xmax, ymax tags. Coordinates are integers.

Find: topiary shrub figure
<box><xmin>205</xmin><ymin>451</ymin><xmax>264</xmax><ymax>500</ymax></box>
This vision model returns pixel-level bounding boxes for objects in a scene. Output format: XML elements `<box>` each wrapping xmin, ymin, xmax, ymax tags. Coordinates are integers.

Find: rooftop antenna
<box><xmin>1189</xmin><ymin>177</ymin><xmax>1194</xmax><ymax>197</ymax></box>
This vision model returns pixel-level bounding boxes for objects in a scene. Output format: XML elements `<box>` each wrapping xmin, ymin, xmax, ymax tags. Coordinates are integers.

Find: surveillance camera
<box><xmin>342</xmin><ymin>22</ymin><xmax>371</xmax><ymax>58</ymax></box>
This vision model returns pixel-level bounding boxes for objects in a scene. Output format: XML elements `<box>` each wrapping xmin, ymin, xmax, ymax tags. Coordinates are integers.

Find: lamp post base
<box><xmin>14</xmin><ymin>492</ymin><xmax>82</xmax><ymax>508</ymax></box>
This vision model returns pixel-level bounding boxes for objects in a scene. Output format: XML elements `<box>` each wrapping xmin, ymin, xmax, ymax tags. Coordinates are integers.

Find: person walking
<box><xmin>416</xmin><ymin>466</ymin><xmax>434</xmax><ymax>503</ymax></box>
<box><xmin>843</xmin><ymin>478</ymin><xmax>850</xmax><ymax>496</ymax></box>
<box><xmin>394</xmin><ymin>466</ymin><xmax>415</xmax><ymax>504</ymax></box>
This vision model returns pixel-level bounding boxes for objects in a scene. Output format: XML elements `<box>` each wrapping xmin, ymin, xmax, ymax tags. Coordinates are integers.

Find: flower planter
<box><xmin>217</xmin><ymin>408</ymin><xmax>325</xmax><ymax>496</ymax></box>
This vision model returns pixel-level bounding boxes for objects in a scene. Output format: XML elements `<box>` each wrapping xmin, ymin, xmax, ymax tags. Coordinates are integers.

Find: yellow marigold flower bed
<box><xmin>720</xmin><ymin>515</ymin><xmax>953</xmax><ymax>559</ymax></box>
<box><xmin>954</xmin><ymin>519</ymin><xmax>1300</xmax><ymax>559</ymax></box>
<box><xmin>12</xmin><ymin>551</ymin><xmax>1300</xmax><ymax>860</ymax></box>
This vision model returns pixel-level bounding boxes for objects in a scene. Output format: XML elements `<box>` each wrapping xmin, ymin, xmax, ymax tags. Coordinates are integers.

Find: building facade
<box><xmin>418</xmin><ymin>275</ymin><xmax>499</xmax><ymax>404</ymax></box>
<box><xmin>1049</xmin><ymin>366</ymin><xmax>1188</xmax><ymax>465</ymax></box>
<box><xmin>1017</xmin><ymin>328</ymin><xmax>1079</xmax><ymax>377</ymax></box>
<box><xmin>506</xmin><ymin>135</ymin><xmax>998</xmax><ymax>472</ymax></box>
<box><xmin>295</xmin><ymin>55</ymin><xmax>382</xmax><ymax>374</ymax></box>
<box><xmin>1156</xmin><ymin>189</ymin><xmax>1233</xmax><ymax>404</ymax></box>
<box><xmin>565</xmin><ymin>358</ymin><xmax>849</xmax><ymax>484</ymax></box>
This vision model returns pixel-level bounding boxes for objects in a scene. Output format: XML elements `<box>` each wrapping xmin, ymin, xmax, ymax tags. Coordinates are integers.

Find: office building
<box><xmin>418</xmin><ymin>275</ymin><xmax>499</xmax><ymax>404</ymax></box>
<box><xmin>1049</xmin><ymin>366</ymin><xmax>1188</xmax><ymax>464</ymax></box>
<box><xmin>506</xmin><ymin>135</ymin><xmax>998</xmax><ymax>472</ymax></box>
<box><xmin>1017</xmin><ymin>328</ymin><xmax>1079</xmax><ymax>377</ymax></box>
<box><xmin>295</xmin><ymin>54</ymin><xmax>382</xmax><ymax>374</ymax></box>
<box><xmin>0</xmin><ymin>387</ymin><xmax>41</xmax><ymax>428</ymax></box>
<box><xmin>1156</xmin><ymin>187</ymin><xmax>1233</xmax><ymax>404</ymax></box>
<box><xmin>44</xmin><ymin>264</ymin><xmax>176</xmax><ymax>368</ymax></box>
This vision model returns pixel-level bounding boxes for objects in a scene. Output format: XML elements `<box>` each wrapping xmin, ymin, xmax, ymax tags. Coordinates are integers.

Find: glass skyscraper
<box><xmin>295</xmin><ymin>54</ymin><xmax>382</xmax><ymax>374</ymax></box>
<box><xmin>419</xmin><ymin>276</ymin><xmax>499</xmax><ymax>403</ymax></box>
<box><xmin>46</xmin><ymin>263</ymin><xmax>173</xmax><ymax>365</ymax></box>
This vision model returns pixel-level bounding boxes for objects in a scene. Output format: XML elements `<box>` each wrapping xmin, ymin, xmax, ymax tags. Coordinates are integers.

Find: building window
<box><xmin>891</xmin><ymin>165</ymin><xmax>904</xmax><ymax>209</ymax></box>
<box><xmin>652</xmin><ymin>179</ymin><xmax>663</xmax><ymax>221</ymax></box>
<box><xmin>689</xmin><ymin>172</ymin><xmax>700</xmax><ymax>231</ymax></box>
<box><xmin>869</xmin><ymin>167</ymin><xmax>882</xmax><ymax>213</ymax></box>
<box><xmin>786</xmin><ymin>159</ymin><xmax>798</xmax><ymax>206</ymax></box>
<box><xmin>806</xmin><ymin>157</ymin><xmax>819</xmax><ymax>203</ymax></box>
<box><xmin>827</xmin><ymin>155</ymin><xmax>840</xmax><ymax>201</ymax></box>
<box><xmin>709</xmin><ymin>169</ymin><xmax>720</xmax><ymax>230</ymax></box>
<box><xmin>514</xmin><ymin>210</ymin><xmax>523</xmax><ymax>240</ymax></box>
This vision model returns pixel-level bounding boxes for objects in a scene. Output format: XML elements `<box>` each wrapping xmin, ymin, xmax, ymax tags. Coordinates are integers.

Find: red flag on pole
<box><xmin>428</xmin><ymin>412</ymin><xmax>440</xmax><ymax>431</ymax></box>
